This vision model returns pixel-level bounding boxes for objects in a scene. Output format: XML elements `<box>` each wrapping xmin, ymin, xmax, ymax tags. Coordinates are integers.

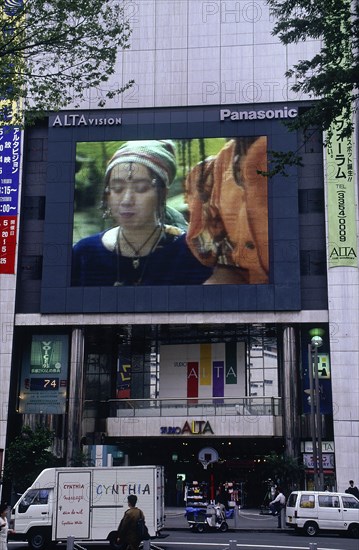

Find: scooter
<box><xmin>186</xmin><ymin>504</ymin><xmax>229</xmax><ymax>533</ymax></box>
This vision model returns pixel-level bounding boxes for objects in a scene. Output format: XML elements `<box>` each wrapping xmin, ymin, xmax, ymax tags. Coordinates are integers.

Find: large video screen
<box><xmin>71</xmin><ymin>137</ymin><xmax>269</xmax><ymax>287</ymax></box>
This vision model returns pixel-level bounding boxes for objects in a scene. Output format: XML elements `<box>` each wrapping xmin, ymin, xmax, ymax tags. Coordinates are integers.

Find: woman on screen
<box><xmin>185</xmin><ymin>137</ymin><xmax>269</xmax><ymax>284</ymax></box>
<box><xmin>72</xmin><ymin>140</ymin><xmax>212</xmax><ymax>286</ymax></box>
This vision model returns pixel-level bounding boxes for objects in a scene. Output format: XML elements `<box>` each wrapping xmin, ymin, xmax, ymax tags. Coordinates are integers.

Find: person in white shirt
<box><xmin>0</xmin><ymin>505</ymin><xmax>14</xmax><ymax>550</ymax></box>
<box><xmin>269</xmin><ymin>488</ymin><xmax>286</xmax><ymax>516</ymax></box>
<box><xmin>269</xmin><ymin>488</ymin><xmax>286</xmax><ymax>528</ymax></box>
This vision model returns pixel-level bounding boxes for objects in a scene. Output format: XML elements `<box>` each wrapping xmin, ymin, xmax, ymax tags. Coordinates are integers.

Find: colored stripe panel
<box><xmin>187</xmin><ymin>362</ymin><xmax>199</xmax><ymax>398</ymax></box>
<box><xmin>225</xmin><ymin>342</ymin><xmax>237</xmax><ymax>384</ymax></box>
<box><xmin>200</xmin><ymin>344</ymin><xmax>211</xmax><ymax>385</ymax></box>
<box><xmin>212</xmin><ymin>361</ymin><xmax>224</xmax><ymax>397</ymax></box>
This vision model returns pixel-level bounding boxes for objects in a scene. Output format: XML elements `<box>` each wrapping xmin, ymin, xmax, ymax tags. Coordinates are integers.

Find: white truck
<box><xmin>11</xmin><ymin>465</ymin><xmax>164</xmax><ymax>550</ymax></box>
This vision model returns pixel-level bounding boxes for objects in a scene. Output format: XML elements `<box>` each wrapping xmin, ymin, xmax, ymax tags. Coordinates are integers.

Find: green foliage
<box><xmin>69</xmin><ymin>449</ymin><xmax>94</xmax><ymax>467</ymax></box>
<box><xmin>258</xmin><ymin>150</ymin><xmax>304</xmax><ymax>178</ymax></box>
<box><xmin>264</xmin><ymin>452</ymin><xmax>304</xmax><ymax>493</ymax></box>
<box><xmin>267</xmin><ymin>0</ymin><xmax>357</xmax><ymax>140</ymax></box>
<box><xmin>3</xmin><ymin>425</ymin><xmax>63</xmax><ymax>493</ymax></box>
<box><xmin>0</xmin><ymin>0</ymin><xmax>133</xmax><ymax>127</ymax></box>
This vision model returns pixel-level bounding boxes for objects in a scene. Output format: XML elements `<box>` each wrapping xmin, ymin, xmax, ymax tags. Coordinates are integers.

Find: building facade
<box><xmin>1</xmin><ymin>1</ymin><xmax>358</xmax><ymax>505</ymax></box>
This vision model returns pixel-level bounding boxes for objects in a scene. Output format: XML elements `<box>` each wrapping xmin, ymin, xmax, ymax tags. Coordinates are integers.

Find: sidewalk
<box><xmin>164</xmin><ymin>507</ymin><xmax>288</xmax><ymax>532</ymax></box>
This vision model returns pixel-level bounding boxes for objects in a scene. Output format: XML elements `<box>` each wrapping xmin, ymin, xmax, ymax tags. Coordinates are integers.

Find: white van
<box><xmin>286</xmin><ymin>490</ymin><xmax>359</xmax><ymax>538</ymax></box>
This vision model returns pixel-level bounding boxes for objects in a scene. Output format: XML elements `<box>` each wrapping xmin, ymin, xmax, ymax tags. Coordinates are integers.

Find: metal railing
<box><xmin>106</xmin><ymin>396</ymin><xmax>282</xmax><ymax>418</ymax></box>
<box><xmin>66</xmin><ymin>538</ymin><xmax>87</xmax><ymax>550</ymax></box>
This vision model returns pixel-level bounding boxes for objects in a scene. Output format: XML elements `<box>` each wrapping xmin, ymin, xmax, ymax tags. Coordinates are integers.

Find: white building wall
<box><xmin>0</xmin><ymin>275</ymin><xmax>17</xmax><ymax>468</ymax></box>
<box><xmin>327</xmin><ymin>275</ymin><xmax>359</xmax><ymax>492</ymax></box>
<box><xmin>79</xmin><ymin>0</ymin><xmax>320</xmax><ymax>111</ymax></box>
<box><xmin>324</xmin><ymin>127</ymin><xmax>359</xmax><ymax>491</ymax></box>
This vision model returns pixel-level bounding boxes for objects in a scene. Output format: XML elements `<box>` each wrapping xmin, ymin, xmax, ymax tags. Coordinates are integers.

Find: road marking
<box><xmin>155</xmin><ymin>542</ymin><xmax>347</xmax><ymax>550</ymax></box>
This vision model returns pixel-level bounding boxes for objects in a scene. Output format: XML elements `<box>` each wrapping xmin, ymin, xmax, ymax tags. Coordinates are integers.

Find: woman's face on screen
<box><xmin>107</xmin><ymin>163</ymin><xmax>159</xmax><ymax>230</ymax></box>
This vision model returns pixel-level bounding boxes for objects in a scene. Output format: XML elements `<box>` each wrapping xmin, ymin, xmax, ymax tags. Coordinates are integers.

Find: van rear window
<box><xmin>318</xmin><ymin>495</ymin><xmax>340</xmax><ymax>508</ymax></box>
<box><xmin>300</xmin><ymin>494</ymin><xmax>315</xmax><ymax>508</ymax></box>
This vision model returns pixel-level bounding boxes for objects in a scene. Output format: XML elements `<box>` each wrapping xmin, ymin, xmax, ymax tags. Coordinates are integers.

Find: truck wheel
<box><xmin>108</xmin><ymin>531</ymin><xmax>122</xmax><ymax>549</ymax></box>
<box><xmin>28</xmin><ymin>529</ymin><xmax>51</xmax><ymax>550</ymax></box>
<box><xmin>304</xmin><ymin>521</ymin><xmax>319</xmax><ymax>537</ymax></box>
<box><xmin>348</xmin><ymin>524</ymin><xmax>359</xmax><ymax>538</ymax></box>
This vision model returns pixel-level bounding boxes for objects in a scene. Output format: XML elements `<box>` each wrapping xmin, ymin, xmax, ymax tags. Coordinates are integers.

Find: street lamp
<box><xmin>308</xmin><ymin>328</ymin><xmax>325</xmax><ymax>491</ymax></box>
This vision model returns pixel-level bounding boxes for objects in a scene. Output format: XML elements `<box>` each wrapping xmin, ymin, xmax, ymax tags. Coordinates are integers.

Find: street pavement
<box><xmin>164</xmin><ymin>507</ymin><xmax>287</xmax><ymax>532</ymax></box>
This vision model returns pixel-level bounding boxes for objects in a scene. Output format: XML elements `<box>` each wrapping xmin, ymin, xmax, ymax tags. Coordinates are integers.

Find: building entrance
<box><xmin>100</xmin><ymin>436</ymin><xmax>284</xmax><ymax>508</ymax></box>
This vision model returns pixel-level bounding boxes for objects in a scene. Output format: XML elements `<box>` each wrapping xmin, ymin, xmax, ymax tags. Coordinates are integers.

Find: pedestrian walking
<box><xmin>0</xmin><ymin>505</ymin><xmax>14</xmax><ymax>550</ymax></box>
<box><xmin>176</xmin><ymin>476</ymin><xmax>184</xmax><ymax>507</ymax></box>
<box><xmin>345</xmin><ymin>480</ymin><xmax>359</xmax><ymax>499</ymax></box>
<box><xmin>117</xmin><ymin>495</ymin><xmax>146</xmax><ymax>550</ymax></box>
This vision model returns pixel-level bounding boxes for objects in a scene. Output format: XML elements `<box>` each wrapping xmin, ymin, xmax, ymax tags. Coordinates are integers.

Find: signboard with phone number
<box><xmin>19</xmin><ymin>335</ymin><xmax>69</xmax><ymax>414</ymax></box>
<box><xmin>0</xmin><ymin>127</ymin><xmax>21</xmax><ymax>274</ymax></box>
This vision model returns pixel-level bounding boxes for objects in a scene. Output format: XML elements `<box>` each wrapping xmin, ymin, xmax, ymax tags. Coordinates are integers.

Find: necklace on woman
<box><xmin>118</xmin><ymin>225</ymin><xmax>162</xmax><ymax>269</ymax></box>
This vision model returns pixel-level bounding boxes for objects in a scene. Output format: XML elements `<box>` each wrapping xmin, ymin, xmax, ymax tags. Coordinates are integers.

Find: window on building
<box><xmin>298</xmin><ymin>189</ymin><xmax>324</xmax><ymax>213</ymax></box>
<box><xmin>300</xmin><ymin>250</ymin><xmax>327</xmax><ymax>275</ymax></box>
<box><xmin>303</xmin><ymin>127</ymin><xmax>322</xmax><ymax>153</ymax></box>
<box><xmin>85</xmin><ymin>353</ymin><xmax>111</xmax><ymax>401</ymax></box>
<box><xmin>20</xmin><ymin>255</ymin><xmax>43</xmax><ymax>280</ymax></box>
<box><xmin>22</xmin><ymin>196</ymin><xmax>46</xmax><ymax>220</ymax></box>
<box><xmin>247</xmin><ymin>333</ymin><xmax>278</xmax><ymax>399</ymax></box>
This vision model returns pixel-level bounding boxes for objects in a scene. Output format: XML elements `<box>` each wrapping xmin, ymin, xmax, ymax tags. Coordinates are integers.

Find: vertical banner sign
<box><xmin>200</xmin><ymin>344</ymin><xmax>211</xmax><ymax>385</ymax></box>
<box><xmin>187</xmin><ymin>362</ymin><xmax>198</xmax><ymax>398</ymax></box>
<box><xmin>225</xmin><ymin>342</ymin><xmax>237</xmax><ymax>384</ymax></box>
<box><xmin>212</xmin><ymin>361</ymin><xmax>224</xmax><ymax>398</ymax></box>
<box><xmin>0</xmin><ymin>128</ymin><xmax>21</xmax><ymax>273</ymax></box>
<box><xmin>327</xmin><ymin>116</ymin><xmax>358</xmax><ymax>267</ymax></box>
<box><xmin>0</xmin><ymin>0</ymin><xmax>23</xmax><ymax>274</ymax></box>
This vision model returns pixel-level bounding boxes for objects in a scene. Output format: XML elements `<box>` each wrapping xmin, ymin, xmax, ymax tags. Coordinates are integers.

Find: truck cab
<box><xmin>12</xmin><ymin>487</ymin><xmax>54</xmax><ymax>549</ymax></box>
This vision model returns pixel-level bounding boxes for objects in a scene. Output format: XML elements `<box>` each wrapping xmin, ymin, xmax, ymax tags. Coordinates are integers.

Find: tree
<box><xmin>0</xmin><ymin>0</ymin><xmax>133</xmax><ymax>127</ymax></box>
<box><xmin>267</xmin><ymin>0</ymin><xmax>357</xmax><ymax>139</ymax></box>
<box><xmin>3</xmin><ymin>425</ymin><xmax>64</xmax><ymax>493</ymax></box>
<box><xmin>70</xmin><ymin>449</ymin><xmax>94</xmax><ymax>467</ymax></box>
<box><xmin>263</xmin><ymin>452</ymin><xmax>304</xmax><ymax>494</ymax></box>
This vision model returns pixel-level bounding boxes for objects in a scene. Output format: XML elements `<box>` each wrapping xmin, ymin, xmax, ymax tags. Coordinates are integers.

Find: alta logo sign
<box><xmin>160</xmin><ymin>420</ymin><xmax>214</xmax><ymax>435</ymax></box>
<box><xmin>329</xmin><ymin>246</ymin><xmax>357</xmax><ymax>259</ymax></box>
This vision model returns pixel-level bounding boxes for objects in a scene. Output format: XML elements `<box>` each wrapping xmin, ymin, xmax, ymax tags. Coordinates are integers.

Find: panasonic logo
<box><xmin>220</xmin><ymin>107</ymin><xmax>298</xmax><ymax>121</ymax></box>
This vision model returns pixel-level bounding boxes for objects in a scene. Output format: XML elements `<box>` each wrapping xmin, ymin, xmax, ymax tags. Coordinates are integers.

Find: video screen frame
<box><xmin>40</xmin><ymin>104</ymin><xmax>301</xmax><ymax>313</ymax></box>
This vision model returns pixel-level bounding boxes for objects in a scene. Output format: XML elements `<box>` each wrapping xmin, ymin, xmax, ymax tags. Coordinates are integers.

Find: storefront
<box><xmin>12</xmin><ymin>319</ymin><xmax>333</xmax><ymax>506</ymax></box>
